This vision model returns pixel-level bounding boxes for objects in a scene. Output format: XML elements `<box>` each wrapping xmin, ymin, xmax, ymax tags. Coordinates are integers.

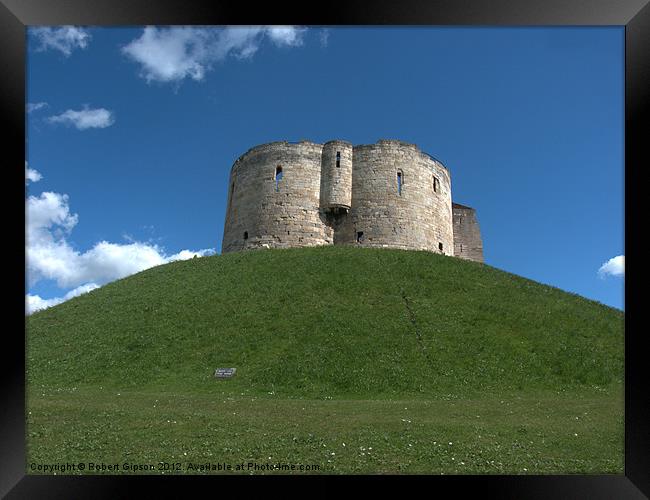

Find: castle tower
<box><xmin>320</xmin><ymin>140</ymin><xmax>353</xmax><ymax>212</ymax></box>
<box><xmin>452</xmin><ymin>203</ymin><xmax>484</xmax><ymax>262</ymax></box>
<box><xmin>221</xmin><ymin>141</ymin><xmax>332</xmax><ymax>253</ymax></box>
<box><xmin>335</xmin><ymin>140</ymin><xmax>454</xmax><ymax>254</ymax></box>
<box><xmin>221</xmin><ymin>139</ymin><xmax>483</xmax><ymax>263</ymax></box>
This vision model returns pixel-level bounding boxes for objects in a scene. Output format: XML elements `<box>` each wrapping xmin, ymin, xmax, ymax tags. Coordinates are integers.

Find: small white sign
<box><xmin>214</xmin><ymin>368</ymin><xmax>237</xmax><ymax>379</ymax></box>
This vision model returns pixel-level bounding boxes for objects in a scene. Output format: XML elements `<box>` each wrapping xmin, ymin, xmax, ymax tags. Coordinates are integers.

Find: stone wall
<box><xmin>222</xmin><ymin>139</ymin><xmax>483</xmax><ymax>263</ymax></box>
<box><xmin>452</xmin><ymin>203</ymin><xmax>484</xmax><ymax>262</ymax></box>
<box><xmin>222</xmin><ymin>141</ymin><xmax>332</xmax><ymax>252</ymax></box>
<box><xmin>336</xmin><ymin>140</ymin><xmax>453</xmax><ymax>254</ymax></box>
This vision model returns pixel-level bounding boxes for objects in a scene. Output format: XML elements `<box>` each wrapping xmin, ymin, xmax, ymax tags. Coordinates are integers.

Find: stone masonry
<box><xmin>452</xmin><ymin>203</ymin><xmax>484</xmax><ymax>262</ymax></box>
<box><xmin>221</xmin><ymin>139</ymin><xmax>484</xmax><ymax>263</ymax></box>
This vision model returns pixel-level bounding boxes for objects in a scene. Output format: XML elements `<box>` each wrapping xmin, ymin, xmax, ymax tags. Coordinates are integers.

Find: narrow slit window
<box><xmin>244</xmin><ymin>231</ymin><xmax>249</xmax><ymax>240</ymax></box>
<box><xmin>433</xmin><ymin>176</ymin><xmax>440</xmax><ymax>193</ymax></box>
<box><xmin>397</xmin><ymin>170</ymin><xmax>403</xmax><ymax>195</ymax></box>
<box><xmin>336</xmin><ymin>151</ymin><xmax>341</xmax><ymax>168</ymax></box>
<box><xmin>356</xmin><ymin>231</ymin><xmax>364</xmax><ymax>243</ymax></box>
<box><xmin>229</xmin><ymin>181</ymin><xmax>235</xmax><ymax>207</ymax></box>
<box><xmin>275</xmin><ymin>166</ymin><xmax>283</xmax><ymax>191</ymax></box>
<box><xmin>438</xmin><ymin>242</ymin><xmax>443</xmax><ymax>252</ymax></box>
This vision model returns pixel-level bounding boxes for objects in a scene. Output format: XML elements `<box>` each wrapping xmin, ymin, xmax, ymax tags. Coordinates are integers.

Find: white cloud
<box><xmin>598</xmin><ymin>255</ymin><xmax>624</xmax><ymax>278</ymax></box>
<box><xmin>47</xmin><ymin>107</ymin><xmax>115</xmax><ymax>130</ymax></box>
<box><xmin>25</xmin><ymin>162</ymin><xmax>42</xmax><ymax>183</ymax></box>
<box><xmin>31</xmin><ymin>26</ymin><xmax>91</xmax><ymax>56</ymax></box>
<box><xmin>26</xmin><ymin>294</ymin><xmax>59</xmax><ymax>314</ymax></box>
<box><xmin>26</xmin><ymin>283</ymin><xmax>100</xmax><ymax>315</ymax></box>
<box><xmin>27</xmin><ymin>191</ymin><xmax>78</xmax><ymax>237</ymax></box>
<box><xmin>122</xmin><ymin>26</ymin><xmax>306</xmax><ymax>83</ymax></box>
<box><xmin>168</xmin><ymin>249</ymin><xmax>214</xmax><ymax>261</ymax></box>
<box><xmin>26</xmin><ymin>189</ymin><xmax>215</xmax><ymax>298</ymax></box>
<box><xmin>266</xmin><ymin>26</ymin><xmax>306</xmax><ymax>47</ymax></box>
<box><xmin>212</xmin><ymin>27</ymin><xmax>265</xmax><ymax>60</ymax></box>
<box><xmin>121</xmin><ymin>27</ymin><xmax>212</xmax><ymax>83</ymax></box>
<box><xmin>27</xmin><ymin>102</ymin><xmax>49</xmax><ymax>113</ymax></box>
<box><xmin>319</xmin><ymin>29</ymin><xmax>330</xmax><ymax>48</ymax></box>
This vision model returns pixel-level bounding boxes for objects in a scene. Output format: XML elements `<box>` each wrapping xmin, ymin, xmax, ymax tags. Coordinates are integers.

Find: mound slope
<box><xmin>27</xmin><ymin>246</ymin><xmax>623</xmax><ymax>398</ymax></box>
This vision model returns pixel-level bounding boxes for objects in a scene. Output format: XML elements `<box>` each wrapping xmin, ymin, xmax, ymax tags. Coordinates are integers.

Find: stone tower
<box><xmin>222</xmin><ymin>139</ymin><xmax>484</xmax><ymax>263</ymax></box>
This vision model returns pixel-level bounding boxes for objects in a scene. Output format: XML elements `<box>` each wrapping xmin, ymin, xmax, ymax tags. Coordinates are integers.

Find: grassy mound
<box><xmin>26</xmin><ymin>247</ymin><xmax>624</xmax><ymax>474</ymax></box>
<box><xmin>27</xmin><ymin>246</ymin><xmax>623</xmax><ymax>398</ymax></box>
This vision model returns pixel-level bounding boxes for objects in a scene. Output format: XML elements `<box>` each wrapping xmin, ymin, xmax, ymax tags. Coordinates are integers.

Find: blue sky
<box><xmin>25</xmin><ymin>26</ymin><xmax>624</xmax><ymax>312</ymax></box>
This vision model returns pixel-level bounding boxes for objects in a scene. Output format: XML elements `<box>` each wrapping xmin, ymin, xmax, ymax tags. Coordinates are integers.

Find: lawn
<box><xmin>27</xmin><ymin>386</ymin><xmax>623</xmax><ymax>474</ymax></box>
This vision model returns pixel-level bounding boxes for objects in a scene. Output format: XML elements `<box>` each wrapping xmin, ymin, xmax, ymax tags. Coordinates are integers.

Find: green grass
<box><xmin>26</xmin><ymin>246</ymin><xmax>624</xmax><ymax>474</ymax></box>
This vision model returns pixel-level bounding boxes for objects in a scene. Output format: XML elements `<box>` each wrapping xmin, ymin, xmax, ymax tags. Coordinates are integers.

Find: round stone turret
<box><xmin>320</xmin><ymin>140</ymin><xmax>353</xmax><ymax>212</ymax></box>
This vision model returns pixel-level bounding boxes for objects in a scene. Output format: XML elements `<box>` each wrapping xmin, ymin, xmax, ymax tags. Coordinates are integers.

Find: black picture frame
<box><xmin>3</xmin><ymin>1</ymin><xmax>647</xmax><ymax>497</ymax></box>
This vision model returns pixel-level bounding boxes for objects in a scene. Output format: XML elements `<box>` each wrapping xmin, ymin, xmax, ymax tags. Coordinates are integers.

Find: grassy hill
<box><xmin>26</xmin><ymin>247</ymin><xmax>624</xmax><ymax>474</ymax></box>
